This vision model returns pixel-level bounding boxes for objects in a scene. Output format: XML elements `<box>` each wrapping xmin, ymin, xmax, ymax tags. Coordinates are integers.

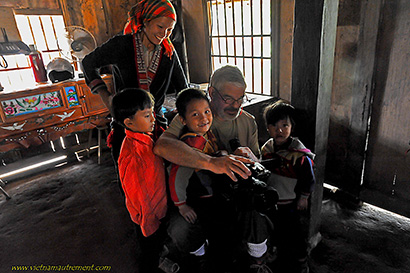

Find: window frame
<box><xmin>206</xmin><ymin>0</ymin><xmax>280</xmax><ymax>97</ymax></box>
<box><xmin>0</xmin><ymin>9</ymin><xmax>71</xmax><ymax>91</ymax></box>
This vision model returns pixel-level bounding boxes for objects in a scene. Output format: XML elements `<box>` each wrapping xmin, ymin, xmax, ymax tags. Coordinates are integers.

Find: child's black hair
<box><xmin>175</xmin><ymin>88</ymin><xmax>210</xmax><ymax>119</ymax></box>
<box><xmin>263</xmin><ymin>99</ymin><xmax>296</xmax><ymax>128</ymax></box>
<box><xmin>112</xmin><ymin>88</ymin><xmax>154</xmax><ymax>127</ymax></box>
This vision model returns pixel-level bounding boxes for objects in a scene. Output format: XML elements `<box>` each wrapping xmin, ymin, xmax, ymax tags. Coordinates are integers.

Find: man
<box><xmin>154</xmin><ymin>65</ymin><xmax>273</xmax><ymax>273</ymax></box>
<box><xmin>154</xmin><ymin>65</ymin><xmax>258</xmax><ymax>180</ymax></box>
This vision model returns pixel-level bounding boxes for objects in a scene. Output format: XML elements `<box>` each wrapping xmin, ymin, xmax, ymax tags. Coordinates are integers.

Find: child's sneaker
<box><xmin>158</xmin><ymin>245</ymin><xmax>180</xmax><ymax>273</ymax></box>
<box><xmin>158</xmin><ymin>257</ymin><xmax>180</xmax><ymax>273</ymax></box>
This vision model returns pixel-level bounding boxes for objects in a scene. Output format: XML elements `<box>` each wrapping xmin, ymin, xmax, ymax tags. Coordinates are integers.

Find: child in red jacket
<box><xmin>112</xmin><ymin>88</ymin><xmax>167</xmax><ymax>273</ymax></box>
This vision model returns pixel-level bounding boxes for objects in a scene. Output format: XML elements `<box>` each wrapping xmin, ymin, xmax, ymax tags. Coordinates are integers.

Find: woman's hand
<box><xmin>178</xmin><ymin>204</ymin><xmax>197</xmax><ymax>224</ymax></box>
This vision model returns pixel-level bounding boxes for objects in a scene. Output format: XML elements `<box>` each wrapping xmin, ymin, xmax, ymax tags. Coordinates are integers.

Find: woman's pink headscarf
<box><xmin>124</xmin><ymin>0</ymin><xmax>176</xmax><ymax>57</ymax></box>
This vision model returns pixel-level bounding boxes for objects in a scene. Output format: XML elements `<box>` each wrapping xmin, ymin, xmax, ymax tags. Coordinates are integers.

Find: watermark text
<box><xmin>11</xmin><ymin>264</ymin><xmax>111</xmax><ymax>272</ymax></box>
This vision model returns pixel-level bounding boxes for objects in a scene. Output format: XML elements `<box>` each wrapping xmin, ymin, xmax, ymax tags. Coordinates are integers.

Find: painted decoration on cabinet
<box><xmin>1</xmin><ymin>121</ymin><xmax>27</xmax><ymax>131</ymax></box>
<box><xmin>1</xmin><ymin>91</ymin><xmax>63</xmax><ymax>117</ymax></box>
<box><xmin>65</xmin><ymin>86</ymin><xmax>80</xmax><ymax>107</ymax></box>
<box><xmin>56</xmin><ymin>110</ymin><xmax>76</xmax><ymax>121</ymax></box>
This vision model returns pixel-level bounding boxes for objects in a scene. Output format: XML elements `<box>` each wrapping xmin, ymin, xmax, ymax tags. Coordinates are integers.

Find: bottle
<box><xmin>28</xmin><ymin>44</ymin><xmax>48</xmax><ymax>83</ymax></box>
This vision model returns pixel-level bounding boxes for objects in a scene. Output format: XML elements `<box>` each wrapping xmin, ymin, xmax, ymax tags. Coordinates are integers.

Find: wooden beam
<box><xmin>291</xmin><ymin>0</ymin><xmax>339</xmax><ymax>247</ymax></box>
<box><xmin>0</xmin><ymin>0</ymin><xmax>60</xmax><ymax>10</ymax></box>
<box><xmin>278</xmin><ymin>0</ymin><xmax>295</xmax><ymax>101</ymax></box>
<box><xmin>180</xmin><ymin>0</ymin><xmax>210</xmax><ymax>83</ymax></box>
<box><xmin>311</xmin><ymin>0</ymin><xmax>339</xmax><ymax>242</ymax></box>
<box><xmin>14</xmin><ymin>9</ymin><xmax>62</xmax><ymax>15</ymax></box>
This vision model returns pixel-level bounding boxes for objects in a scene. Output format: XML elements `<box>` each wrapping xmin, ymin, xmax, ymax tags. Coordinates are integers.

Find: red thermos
<box><xmin>29</xmin><ymin>44</ymin><xmax>48</xmax><ymax>83</ymax></box>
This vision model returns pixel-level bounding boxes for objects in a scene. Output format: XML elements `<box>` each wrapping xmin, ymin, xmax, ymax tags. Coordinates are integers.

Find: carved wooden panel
<box><xmin>0</xmin><ymin>77</ymin><xmax>111</xmax><ymax>152</ymax></box>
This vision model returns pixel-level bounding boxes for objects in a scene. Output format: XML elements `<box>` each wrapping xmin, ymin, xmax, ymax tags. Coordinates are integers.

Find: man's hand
<box><xmin>208</xmin><ymin>155</ymin><xmax>253</xmax><ymax>182</ymax></box>
<box><xmin>155</xmin><ymin>133</ymin><xmax>253</xmax><ymax>181</ymax></box>
<box><xmin>178</xmin><ymin>204</ymin><xmax>197</xmax><ymax>224</ymax></box>
<box><xmin>233</xmin><ymin>147</ymin><xmax>260</xmax><ymax>162</ymax></box>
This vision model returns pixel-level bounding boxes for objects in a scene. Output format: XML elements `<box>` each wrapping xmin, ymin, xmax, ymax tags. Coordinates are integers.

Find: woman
<box><xmin>82</xmin><ymin>0</ymin><xmax>188</xmax><ymax>161</ymax></box>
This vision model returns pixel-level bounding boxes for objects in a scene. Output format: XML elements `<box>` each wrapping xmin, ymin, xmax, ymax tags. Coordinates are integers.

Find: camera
<box><xmin>247</xmin><ymin>162</ymin><xmax>271</xmax><ymax>181</ymax></box>
<box><xmin>210</xmin><ymin>159</ymin><xmax>278</xmax><ymax>213</ymax></box>
<box><xmin>232</xmin><ymin>162</ymin><xmax>279</xmax><ymax>213</ymax></box>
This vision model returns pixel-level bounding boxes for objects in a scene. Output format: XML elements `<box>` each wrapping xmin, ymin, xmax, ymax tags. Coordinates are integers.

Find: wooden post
<box><xmin>311</xmin><ymin>0</ymin><xmax>339</xmax><ymax>246</ymax></box>
<box><xmin>291</xmin><ymin>0</ymin><xmax>339</xmax><ymax>249</ymax></box>
<box><xmin>180</xmin><ymin>0</ymin><xmax>211</xmax><ymax>83</ymax></box>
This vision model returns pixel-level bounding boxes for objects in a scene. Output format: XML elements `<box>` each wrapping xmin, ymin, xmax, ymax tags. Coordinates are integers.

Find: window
<box><xmin>207</xmin><ymin>0</ymin><xmax>279</xmax><ymax>96</ymax></box>
<box><xmin>0</xmin><ymin>13</ymin><xmax>71</xmax><ymax>91</ymax></box>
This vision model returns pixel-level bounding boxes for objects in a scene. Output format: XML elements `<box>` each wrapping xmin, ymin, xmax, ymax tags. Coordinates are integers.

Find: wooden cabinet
<box><xmin>0</xmin><ymin>76</ymin><xmax>112</xmax><ymax>152</ymax></box>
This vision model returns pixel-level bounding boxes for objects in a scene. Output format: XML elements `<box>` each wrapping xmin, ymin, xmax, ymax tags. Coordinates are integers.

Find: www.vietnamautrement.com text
<box><xmin>11</xmin><ymin>264</ymin><xmax>111</xmax><ymax>272</ymax></box>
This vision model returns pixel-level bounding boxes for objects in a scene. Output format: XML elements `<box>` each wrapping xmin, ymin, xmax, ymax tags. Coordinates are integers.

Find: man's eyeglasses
<box><xmin>212</xmin><ymin>87</ymin><xmax>249</xmax><ymax>105</ymax></box>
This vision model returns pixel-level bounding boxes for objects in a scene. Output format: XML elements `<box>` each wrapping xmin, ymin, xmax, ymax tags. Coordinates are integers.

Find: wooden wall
<box><xmin>325</xmin><ymin>0</ymin><xmax>382</xmax><ymax>196</ymax></box>
<box><xmin>278</xmin><ymin>0</ymin><xmax>295</xmax><ymax>102</ymax></box>
<box><xmin>325</xmin><ymin>0</ymin><xmax>374</xmax><ymax>196</ymax></box>
<box><xmin>180</xmin><ymin>0</ymin><xmax>210</xmax><ymax>83</ymax></box>
<box><xmin>324</xmin><ymin>0</ymin><xmax>410</xmax><ymax>218</ymax></box>
<box><xmin>59</xmin><ymin>0</ymin><xmax>135</xmax><ymax>45</ymax></box>
<box><xmin>1</xmin><ymin>1</ymin><xmax>60</xmax><ymax>10</ymax></box>
<box><xmin>360</xmin><ymin>0</ymin><xmax>410</xmax><ymax>217</ymax></box>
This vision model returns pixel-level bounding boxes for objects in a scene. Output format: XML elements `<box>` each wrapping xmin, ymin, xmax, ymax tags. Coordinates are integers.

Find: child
<box><xmin>168</xmin><ymin>88</ymin><xmax>273</xmax><ymax>273</ymax></box>
<box><xmin>169</xmin><ymin>88</ymin><xmax>219</xmax><ymax>221</ymax></box>
<box><xmin>112</xmin><ymin>88</ymin><xmax>167</xmax><ymax>273</ymax></box>
<box><xmin>261</xmin><ymin>100</ymin><xmax>316</xmax><ymax>273</ymax></box>
<box><xmin>167</xmin><ymin>88</ymin><xmax>218</xmax><ymax>272</ymax></box>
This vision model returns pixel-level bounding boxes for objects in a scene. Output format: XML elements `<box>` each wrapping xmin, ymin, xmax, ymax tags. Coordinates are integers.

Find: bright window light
<box><xmin>208</xmin><ymin>0</ymin><xmax>274</xmax><ymax>95</ymax></box>
<box><xmin>60</xmin><ymin>136</ymin><xmax>66</xmax><ymax>150</ymax></box>
<box><xmin>0</xmin><ymin>155</ymin><xmax>67</xmax><ymax>179</ymax></box>
<box><xmin>0</xmin><ymin>14</ymin><xmax>70</xmax><ymax>91</ymax></box>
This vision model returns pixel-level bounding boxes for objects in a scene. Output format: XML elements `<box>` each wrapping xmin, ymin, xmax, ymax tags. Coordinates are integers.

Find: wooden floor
<box><xmin>1</xmin><ymin>151</ymin><xmax>410</xmax><ymax>273</ymax></box>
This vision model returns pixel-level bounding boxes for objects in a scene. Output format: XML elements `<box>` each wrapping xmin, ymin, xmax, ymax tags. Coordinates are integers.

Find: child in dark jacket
<box><xmin>112</xmin><ymin>88</ymin><xmax>167</xmax><ymax>273</ymax></box>
<box><xmin>261</xmin><ymin>100</ymin><xmax>316</xmax><ymax>273</ymax></box>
